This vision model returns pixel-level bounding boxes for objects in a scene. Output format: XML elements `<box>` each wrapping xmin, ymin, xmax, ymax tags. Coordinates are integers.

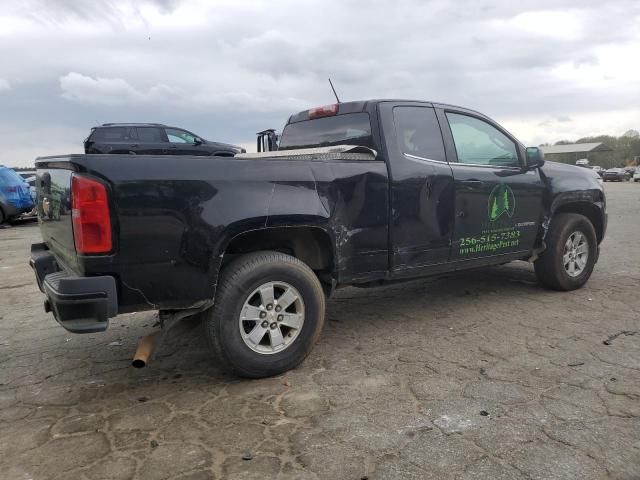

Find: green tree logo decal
<box><xmin>488</xmin><ymin>184</ymin><xmax>516</xmax><ymax>221</ymax></box>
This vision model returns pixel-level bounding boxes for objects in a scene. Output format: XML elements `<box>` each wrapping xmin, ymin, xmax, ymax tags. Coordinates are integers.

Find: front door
<box><xmin>437</xmin><ymin>109</ymin><xmax>545</xmax><ymax>261</ymax></box>
<box><xmin>380</xmin><ymin>102</ymin><xmax>455</xmax><ymax>273</ymax></box>
<box><xmin>164</xmin><ymin>128</ymin><xmax>203</xmax><ymax>155</ymax></box>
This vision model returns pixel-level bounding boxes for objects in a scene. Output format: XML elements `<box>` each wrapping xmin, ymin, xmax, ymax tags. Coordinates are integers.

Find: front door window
<box><xmin>165</xmin><ymin>128</ymin><xmax>196</xmax><ymax>144</ymax></box>
<box><xmin>446</xmin><ymin>113</ymin><xmax>519</xmax><ymax>168</ymax></box>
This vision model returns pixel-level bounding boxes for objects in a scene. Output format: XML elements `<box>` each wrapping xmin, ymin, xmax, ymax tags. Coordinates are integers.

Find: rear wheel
<box><xmin>202</xmin><ymin>251</ymin><xmax>326</xmax><ymax>378</ymax></box>
<box><xmin>0</xmin><ymin>208</ymin><xmax>4</xmax><ymax>224</ymax></box>
<box><xmin>534</xmin><ymin>213</ymin><xmax>597</xmax><ymax>291</ymax></box>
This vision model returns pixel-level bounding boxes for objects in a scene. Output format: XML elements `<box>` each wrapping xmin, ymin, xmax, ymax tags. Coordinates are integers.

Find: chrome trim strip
<box><xmin>403</xmin><ymin>153</ymin><xmax>449</xmax><ymax>165</ymax></box>
<box><xmin>238</xmin><ymin>144</ymin><xmax>378</xmax><ymax>159</ymax></box>
<box><xmin>448</xmin><ymin>162</ymin><xmax>522</xmax><ymax>171</ymax></box>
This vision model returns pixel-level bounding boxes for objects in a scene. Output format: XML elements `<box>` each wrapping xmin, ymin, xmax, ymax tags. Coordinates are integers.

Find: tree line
<box><xmin>541</xmin><ymin>130</ymin><xmax>640</xmax><ymax>168</ymax></box>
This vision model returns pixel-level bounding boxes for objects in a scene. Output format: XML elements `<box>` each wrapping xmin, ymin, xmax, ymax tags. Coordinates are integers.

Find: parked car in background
<box><xmin>602</xmin><ymin>168</ymin><xmax>630</xmax><ymax>182</ymax></box>
<box><xmin>84</xmin><ymin>123</ymin><xmax>245</xmax><ymax>157</ymax></box>
<box><xmin>18</xmin><ymin>170</ymin><xmax>37</xmax><ymax>202</ymax></box>
<box><xmin>591</xmin><ymin>166</ymin><xmax>604</xmax><ymax>177</ymax></box>
<box><xmin>0</xmin><ymin>166</ymin><xmax>34</xmax><ymax>223</ymax></box>
<box><xmin>623</xmin><ymin>166</ymin><xmax>637</xmax><ymax>177</ymax></box>
<box><xmin>633</xmin><ymin>167</ymin><xmax>640</xmax><ymax>182</ymax></box>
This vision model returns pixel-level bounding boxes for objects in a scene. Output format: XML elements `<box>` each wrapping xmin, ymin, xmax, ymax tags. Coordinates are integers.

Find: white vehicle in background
<box><xmin>592</xmin><ymin>166</ymin><xmax>604</xmax><ymax>177</ymax></box>
<box><xmin>634</xmin><ymin>167</ymin><xmax>640</xmax><ymax>183</ymax></box>
<box><xmin>576</xmin><ymin>158</ymin><xmax>590</xmax><ymax>167</ymax></box>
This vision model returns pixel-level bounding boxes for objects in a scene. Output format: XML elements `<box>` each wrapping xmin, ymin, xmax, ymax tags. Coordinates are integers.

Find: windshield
<box><xmin>278</xmin><ymin>112</ymin><xmax>373</xmax><ymax>150</ymax></box>
<box><xmin>0</xmin><ymin>168</ymin><xmax>25</xmax><ymax>186</ymax></box>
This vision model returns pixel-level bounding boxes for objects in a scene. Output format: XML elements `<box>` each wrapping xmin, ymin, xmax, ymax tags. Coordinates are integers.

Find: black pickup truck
<box><xmin>31</xmin><ymin>100</ymin><xmax>606</xmax><ymax>378</ymax></box>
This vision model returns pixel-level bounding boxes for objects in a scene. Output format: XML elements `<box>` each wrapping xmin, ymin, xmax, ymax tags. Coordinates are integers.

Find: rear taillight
<box><xmin>71</xmin><ymin>174</ymin><xmax>112</xmax><ymax>254</ymax></box>
<box><xmin>309</xmin><ymin>104</ymin><xmax>339</xmax><ymax>119</ymax></box>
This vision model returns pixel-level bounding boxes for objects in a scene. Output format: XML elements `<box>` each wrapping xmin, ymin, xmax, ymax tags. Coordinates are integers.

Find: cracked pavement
<box><xmin>1</xmin><ymin>182</ymin><xmax>639</xmax><ymax>479</ymax></box>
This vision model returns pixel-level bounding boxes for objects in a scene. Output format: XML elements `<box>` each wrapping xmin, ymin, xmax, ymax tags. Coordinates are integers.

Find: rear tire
<box><xmin>534</xmin><ymin>213</ymin><xmax>597</xmax><ymax>291</ymax></box>
<box><xmin>0</xmin><ymin>208</ymin><xmax>4</xmax><ymax>224</ymax></box>
<box><xmin>202</xmin><ymin>251</ymin><xmax>326</xmax><ymax>378</ymax></box>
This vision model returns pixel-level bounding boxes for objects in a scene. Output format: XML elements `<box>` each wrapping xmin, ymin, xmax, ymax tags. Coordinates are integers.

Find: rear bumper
<box><xmin>30</xmin><ymin>243</ymin><xmax>118</xmax><ymax>333</ymax></box>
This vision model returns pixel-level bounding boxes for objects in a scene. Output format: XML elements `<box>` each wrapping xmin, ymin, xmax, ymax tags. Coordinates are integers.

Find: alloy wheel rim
<box><xmin>563</xmin><ymin>231</ymin><xmax>589</xmax><ymax>277</ymax></box>
<box><xmin>239</xmin><ymin>281</ymin><xmax>305</xmax><ymax>354</ymax></box>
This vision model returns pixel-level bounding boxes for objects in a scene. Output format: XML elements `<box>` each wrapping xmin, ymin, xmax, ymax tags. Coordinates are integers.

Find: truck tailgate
<box><xmin>36</xmin><ymin>165</ymin><xmax>76</xmax><ymax>268</ymax></box>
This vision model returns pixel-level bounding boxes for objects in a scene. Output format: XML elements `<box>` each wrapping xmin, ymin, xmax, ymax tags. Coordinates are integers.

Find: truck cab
<box><xmin>276</xmin><ymin>100</ymin><xmax>603</xmax><ymax>280</ymax></box>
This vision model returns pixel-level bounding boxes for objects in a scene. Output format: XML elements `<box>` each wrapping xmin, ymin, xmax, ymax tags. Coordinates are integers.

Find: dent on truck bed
<box><xmin>101</xmin><ymin>155</ymin><xmax>337</xmax><ymax>311</ymax></box>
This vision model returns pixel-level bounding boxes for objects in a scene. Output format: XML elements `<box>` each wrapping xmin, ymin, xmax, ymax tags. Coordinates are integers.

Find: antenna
<box><xmin>328</xmin><ymin>78</ymin><xmax>341</xmax><ymax>104</ymax></box>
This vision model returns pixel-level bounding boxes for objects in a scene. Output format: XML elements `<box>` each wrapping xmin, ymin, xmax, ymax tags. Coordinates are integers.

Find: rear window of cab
<box><xmin>278</xmin><ymin>112</ymin><xmax>373</xmax><ymax>150</ymax></box>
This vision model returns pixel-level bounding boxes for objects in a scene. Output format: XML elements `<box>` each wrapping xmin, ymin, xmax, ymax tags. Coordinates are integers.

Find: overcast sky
<box><xmin>1</xmin><ymin>0</ymin><xmax>639</xmax><ymax>167</ymax></box>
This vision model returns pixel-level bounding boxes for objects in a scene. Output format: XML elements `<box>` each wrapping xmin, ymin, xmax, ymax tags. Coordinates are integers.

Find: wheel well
<box><xmin>212</xmin><ymin>151</ymin><xmax>235</xmax><ymax>157</ymax></box>
<box><xmin>553</xmin><ymin>202</ymin><xmax>604</xmax><ymax>243</ymax></box>
<box><xmin>222</xmin><ymin>226</ymin><xmax>334</xmax><ymax>276</ymax></box>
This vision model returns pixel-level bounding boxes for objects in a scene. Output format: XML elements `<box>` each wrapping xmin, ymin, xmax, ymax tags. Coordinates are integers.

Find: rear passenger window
<box><xmin>92</xmin><ymin>127</ymin><xmax>128</xmax><ymax>141</ymax></box>
<box><xmin>136</xmin><ymin>127</ymin><xmax>164</xmax><ymax>143</ymax></box>
<box><xmin>393</xmin><ymin>107</ymin><xmax>446</xmax><ymax>162</ymax></box>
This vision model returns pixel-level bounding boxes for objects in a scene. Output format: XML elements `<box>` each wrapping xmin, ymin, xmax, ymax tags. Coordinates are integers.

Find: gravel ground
<box><xmin>0</xmin><ymin>182</ymin><xmax>639</xmax><ymax>480</ymax></box>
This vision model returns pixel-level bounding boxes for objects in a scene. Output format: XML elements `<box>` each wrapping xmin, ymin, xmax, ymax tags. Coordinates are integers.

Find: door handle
<box><xmin>169</xmin><ymin>145</ymin><xmax>177</xmax><ymax>149</ymax></box>
<box><xmin>461</xmin><ymin>180</ymin><xmax>484</xmax><ymax>188</ymax></box>
<box><xmin>129</xmin><ymin>144</ymin><xmax>139</xmax><ymax>148</ymax></box>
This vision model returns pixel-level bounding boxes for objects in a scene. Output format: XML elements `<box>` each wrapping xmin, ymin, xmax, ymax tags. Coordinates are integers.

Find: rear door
<box><xmin>437</xmin><ymin>108</ymin><xmax>545</xmax><ymax>261</ymax></box>
<box><xmin>135</xmin><ymin>127</ymin><xmax>169</xmax><ymax>155</ymax></box>
<box><xmin>380</xmin><ymin>102</ymin><xmax>455</xmax><ymax>273</ymax></box>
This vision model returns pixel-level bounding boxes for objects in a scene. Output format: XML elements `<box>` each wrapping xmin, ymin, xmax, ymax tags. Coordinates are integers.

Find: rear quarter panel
<box><xmin>39</xmin><ymin>154</ymin><xmax>388</xmax><ymax>312</ymax></box>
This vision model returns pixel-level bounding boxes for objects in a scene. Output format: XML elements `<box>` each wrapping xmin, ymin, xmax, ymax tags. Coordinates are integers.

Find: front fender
<box><xmin>538</xmin><ymin>161</ymin><xmax>606</xmax><ymax>242</ymax></box>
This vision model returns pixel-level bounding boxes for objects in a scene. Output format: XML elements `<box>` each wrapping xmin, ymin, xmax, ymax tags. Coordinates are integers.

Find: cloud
<box><xmin>0</xmin><ymin>78</ymin><xmax>10</xmax><ymax>91</ymax></box>
<box><xmin>1</xmin><ymin>0</ymin><xmax>640</xmax><ymax>166</ymax></box>
<box><xmin>60</xmin><ymin>72</ymin><xmax>179</xmax><ymax>105</ymax></box>
<box><xmin>7</xmin><ymin>0</ymin><xmax>183</xmax><ymax>26</ymax></box>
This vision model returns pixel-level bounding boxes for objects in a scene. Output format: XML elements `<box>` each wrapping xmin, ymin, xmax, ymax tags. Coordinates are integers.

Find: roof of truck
<box><xmin>286</xmin><ymin>99</ymin><xmax>487</xmax><ymax>124</ymax></box>
<box><xmin>98</xmin><ymin>123</ymin><xmax>169</xmax><ymax>127</ymax></box>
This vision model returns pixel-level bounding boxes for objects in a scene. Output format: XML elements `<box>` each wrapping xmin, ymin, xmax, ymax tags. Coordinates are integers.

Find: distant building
<box><xmin>540</xmin><ymin>142</ymin><xmax>615</xmax><ymax>168</ymax></box>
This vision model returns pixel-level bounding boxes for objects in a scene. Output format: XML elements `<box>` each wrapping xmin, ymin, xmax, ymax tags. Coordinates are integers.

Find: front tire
<box><xmin>534</xmin><ymin>213</ymin><xmax>597</xmax><ymax>291</ymax></box>
<box><xmin>202</xmin><ymin>251</ymin><xmax>326</xmax><ymax>378</ymax></box>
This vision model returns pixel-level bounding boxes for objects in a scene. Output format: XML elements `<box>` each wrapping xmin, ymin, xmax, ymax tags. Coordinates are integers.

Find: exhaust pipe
<box><xmin>132</xmin><ymin>332</ymin><xmax>160</xmax><ymax>368</ymax></box>
<box><xmin>131</xmin><ymin>305</ymin><xmax>210</xmax><ymax>368</ymax></box>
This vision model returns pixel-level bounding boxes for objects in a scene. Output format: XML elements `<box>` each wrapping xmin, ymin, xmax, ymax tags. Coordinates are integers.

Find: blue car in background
<box><xmin>0</xmin><ymin>166</ymin><xmax>35</xmax><ymax>224</ymax></box>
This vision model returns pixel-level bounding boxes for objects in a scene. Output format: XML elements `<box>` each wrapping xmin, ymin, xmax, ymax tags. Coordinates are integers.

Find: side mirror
<box><xmin>194</xmin><ymin>137</ymin><xmax>203</xmax><ymax>145</ymax></box>
<box><xmin>525</xmin><ymin>147</ymin><xmax>545</xmax><ymax>169</ymax></box>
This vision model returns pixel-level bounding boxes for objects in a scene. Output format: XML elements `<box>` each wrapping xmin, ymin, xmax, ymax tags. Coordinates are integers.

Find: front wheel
<box><xmin>202</xmin><ymin>251</ymin><xmax>326</xmax><ymax>378</ymax></box>
<box><xmin>534</xmin><ymin>213</ymin><xmax>597</xmax><ymax>291</ymax></box>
